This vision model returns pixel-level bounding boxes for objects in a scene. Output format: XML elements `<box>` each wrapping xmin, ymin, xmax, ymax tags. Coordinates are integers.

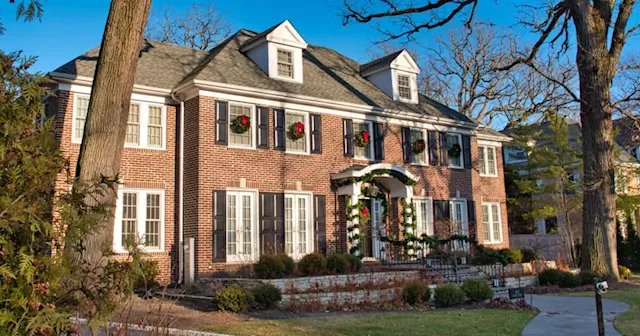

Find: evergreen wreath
<box><xmin>355</xmin><ymin>130</ymin><xmax>370</xmax><ymax>147</ymax></box>
<box><xmin>289</xmin><ymin>122</ymin><xmax>305</xmax><ymax>140</ymax></box>
<box><xmin>230</xmin><ymin>114</ymin><xmax>250</xmax><ymax>134</ymax></box>
<box><xmin>449</xmin><ymin>143</ymin><xmax>462</xmax><ymax>158</ymax></box>
<box><xmin>413</xmin><ymin>139</ymin><xmax>426</xmax><ymax>154</ymax></box>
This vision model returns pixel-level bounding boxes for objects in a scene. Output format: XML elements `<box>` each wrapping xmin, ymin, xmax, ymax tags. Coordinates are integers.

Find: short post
<box><xmin>594</xmin><ymin>277</ymin><xmax>608</xmax><ymax>336</ymax></box>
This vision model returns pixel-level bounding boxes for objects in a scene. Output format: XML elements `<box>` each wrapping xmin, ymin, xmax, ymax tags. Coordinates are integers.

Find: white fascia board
<box><xmin>477</xmin><ymin>139</ymin><xmax>504</xmax><ymax>148</ymax></box>
<box><xmin>58</xmin><ymin>82</ymin><xmax>174</xmax><ymax>105</ymax></box>
<box><xmin>50</xmin><ymin>72</ymin><xmax>174</xmax><ymax>98</ymax></box>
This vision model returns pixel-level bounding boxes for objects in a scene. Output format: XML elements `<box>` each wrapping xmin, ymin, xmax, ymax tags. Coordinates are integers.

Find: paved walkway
<box><xmin>523</xmin><ymin>295</ymin><xmax>630</xmax><ymax>336</ymax></box>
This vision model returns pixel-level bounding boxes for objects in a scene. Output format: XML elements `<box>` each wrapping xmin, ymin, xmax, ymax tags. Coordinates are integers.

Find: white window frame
<box><xmin>284</xmin><ymin>192</ymin><xmax>314</xmax><ymax>260</ymax></box>
<box><xmin>225</xmin><ymin>189</ymin><xmax>259</xmax><ymax>263</ymax></box>
<box><xmin>352</xmin><ymin>119</ymin><xmax>374</xmax><ymax>161</ymax></box>
<box><xmin>446</xmin><ymin>133</ymin><xmax>464</xmax><ymax>169</ymax></box>
<box><xmin>503</xmin><ymin>147</ymin><xmax>528</xmax><ymax>164</ymax></box>
<box><xmin>410</xmin><ymin>128</ymin><xmax>429</xmax><ymax>165</ymax></box>
<box><xmin>479</xmin><ymin>146</ymin><xmax>498</xmax><ymax>177</ymax></box>
<box><xmin>413</xmin><ymin>197</ymin><xmax>434</xmax><ymax>236</ymax></box>
<box><xmin>481</xmin><ymin>202</ymin><xmax>503</xmax><ymax>244</ymax></box>
<box><xmin>276</xmin><ymin>48</ymin><xmax>295</xmax><ymax>80</ymax></box>
<box><xmin>113</xmin><ymin>188</ymin><xmax>165</xmax><ymax>253</ymax></box>
<box><xmin>72</xmin><ymin>94</ymin><xmax>166</xmax><ymax>150</ymax></box>
<box><xmin>228</xmin><ymin>102</ymin><xmax>257</xmax><ymax>149</ymax></box>
<box><xmin>449</xmin><ymin>199</ymin><xmax>468</xmax><ymax>235</ymax></box>
<box><xmin>125</xmin><ymin>103</ymin><xmax>141</xmax><ymax>146</ymax></box>
<box><xmin>284</xmin><ymin>110</ymin><xmax>310</xmax><ymax>155</ymax></box>
<box><xmin>397</xmin><ymin>74</ymin><xmax>412</xmax><ymax>101</ymax></box>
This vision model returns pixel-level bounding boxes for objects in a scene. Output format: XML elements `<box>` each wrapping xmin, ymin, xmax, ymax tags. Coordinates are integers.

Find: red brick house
<box><xmin>47</xmin><ymin>20</ymin><xmax>511</xmax><ymax>283</ymax></box>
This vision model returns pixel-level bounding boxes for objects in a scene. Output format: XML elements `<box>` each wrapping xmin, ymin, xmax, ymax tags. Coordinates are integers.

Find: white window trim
<box><xmin>410</xmin><ymin>128</ymin><xmax>429</xmax><ymax>166</ymax></box>
<box><xmin>276</xmin><ymin>47</ymin><xmax>295</xmax><ymax>80</ymax></box>
<box><xmin>482</xmin><ymin>202</ymin><xmax>503</xmax><ymax>244</ymax></box>
<box><xmin>125</xmin><ymin>103</ymin><xmax>141</xmax><ymax>146</ymax></box>
<box><xmin>284</xmin><ymin>191</ymin><xmax>314</xmax><ymax>260</ymax></box>
<box><xmin>113</xmin><ymin>188</ymin><xmax>165</xmax><ymax>253</ymax></box>
<box><xmin>352</xmin><ymin>119</ymin><xmax>375</xmax><ymax>161</ymax></box>
<box><xmin>225</xmin><ymin>188</ymin><xmax>259</xmax><ymax>263</ymax></box>
<box><xmin>397</xmin><ymin>73</ymin><xmax>412</xmax><ymax>102</ymax></box>
<box><xmin>413</xmin><ymin>197</ymin><xmax>434</xmax><ymax>236</ymax></box>
<box><xmin>479</xmin><ymin>146</ymin><xmax>498</xmax><ymax>177</ymax></box>
<box><xmin>449</xmin><ymin>198</ymin><xmax>468</xmax><ymax>235</ymax></box>
<box><xmin>447</xmin><ymin>133</ymin><xmax>464</xmax><ymax>169</ymax></box>
<box><xmin>285</xmin><ymin>109</ymin><xmax>310</xmax><ymax>155</ymax></box>
<box><xmin>228</xmin><ymin>102</ymin><xmax>257</xmax><ymax>150</ymax></box>
<box><xmin>72</xmin><ymin>94</ymin><xmax>167</xmax><ymax>150</ymax></box>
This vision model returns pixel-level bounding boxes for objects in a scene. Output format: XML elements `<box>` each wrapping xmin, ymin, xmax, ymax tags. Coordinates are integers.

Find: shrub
<box><xmin>252</xmin><ymin>283</ymin><xmax>282</xmax><ymax>309</ymax></box>
<box><xmin>538</xmin><ymin>269</ymin><xmax>563</xmax><ymax>286</ymax></box>
<box><xmin>277</xmin><ymin>254</ymin><xmax>295</xmax><ymax>276</ymax></box>
<box><xmin>471</xmin><ymin>249</ymin><xmax>500</xmax><ymax>265</ymax></box>
<box><xmin>499</xmin><ymin>248</ymin><xmax>523</xmax><ymax>264</ymax></box>
<box><xmin>557</xmin><ymin>272</ymin><xmax>581</xmax><ymax>288</ymax></box>
<box><xmin>401</xmin><ymin>281</ymin><xmax>432</xmax><ymax>305</ymax></box>
<box><xmin>619</xmin><ymin>265</ymin><xmax>632</xmax><ymax>280</ymax></box>
<box><xmin>326</xmin><ymin>254</ymin><xmax>350</xmax><ymax>274</ymax></box>
<box><xmin>577</xmin><ymin>270</ymin><xmax>600</xmax><ymax>286</ymax></box>
<box><xmin>521</xmin><ymin>248</ymin><xmax>538</xmax><ymax>263</ymax></box>
<box><xmin>434</xmin><ymin>284</ymin><xmax>465</xmax><ymax>308</ymax></box>
<box><xmin>298</xmin><ymin>253</ymin><xmax>327</xmax><ymax>276</ymax></box>
<box><xmin>461</xmin><ymin>279</ymin><xmax>493</xmax><ymax>302</ymax></box>
<box><xmin>135</xmin><ymin>260</ymin><xmax>160</xmax><ymax>288</ymax></box>
<box><xmin>254</xmin><ymin>255</ymin><xmax>286</xmax><ymax>279</ymax></box>
<box><xmin>345</xmin><ymin>254</ymin><xmax>362</xmax><ymax>272</ymax></box>
<box><xmin>215</xmin><ymin>286</ymin><xmax>250</xmax><ymax>312</ymax></box>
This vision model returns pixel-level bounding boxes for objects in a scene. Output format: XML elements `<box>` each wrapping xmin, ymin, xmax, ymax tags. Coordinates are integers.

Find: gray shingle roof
<box><xmin>359</xmin><ymin>49</ymin><xmax>404</xmax><ymax>74</ymax></box>
<box><xmin>613</xmin><ymin>117</ymin><xmax>640</xmax><ymax>151</ymax></box>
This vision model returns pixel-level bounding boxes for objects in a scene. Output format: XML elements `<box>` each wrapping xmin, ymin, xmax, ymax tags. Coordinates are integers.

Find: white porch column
<box><xmin>348</xmin><ymin>182</ymin><xmax>362</xmax><ymax>256</ymax></box>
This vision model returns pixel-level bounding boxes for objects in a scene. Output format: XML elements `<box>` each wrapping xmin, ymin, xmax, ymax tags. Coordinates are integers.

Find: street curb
<box><xmin>70</xmin><ymin>317</ymin><xmax>232</xmax><ymax>336</ymax></box>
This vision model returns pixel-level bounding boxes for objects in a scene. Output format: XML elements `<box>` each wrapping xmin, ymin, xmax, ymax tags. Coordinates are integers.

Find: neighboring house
<box><xmin>503</xmin><ymin>118</ymin><xmax>640</xmax><ymax>261</ymax></box>
<box><xmin>46</xmin><ymin>20</ymin><xmax>511</xmax><ymax>283</ymax></box>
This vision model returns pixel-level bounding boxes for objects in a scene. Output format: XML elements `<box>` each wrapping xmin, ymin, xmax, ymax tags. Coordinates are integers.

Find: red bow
<box><xmin>240</xmin><ymin>115</ymin><xmax>249</xmax><ymax>126</ymax></box>
<box><xmin>417</xmin><ymin>139</ymin><xmax>425</xmax><ymax>150</ymax></box>
<box><xmin>362</xmin><ymin>130</ymin><xmax>369</xmax><ymax>144</ymax></box>
<box><xmin>295</xmin><ymin>122</ymin><xmax>304</xmax><ymax>136</ymax></box>
<box><xmin>362</xmin><ymin>207</ymin><xmax>369</xmax><ymax>217</ymax></box>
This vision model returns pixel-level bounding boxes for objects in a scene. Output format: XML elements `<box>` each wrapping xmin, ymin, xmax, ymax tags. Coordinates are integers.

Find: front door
<box><xmin>371</xmin><ymin>199</ymin><xmax>384</xmax><ymax>259</ymax></box>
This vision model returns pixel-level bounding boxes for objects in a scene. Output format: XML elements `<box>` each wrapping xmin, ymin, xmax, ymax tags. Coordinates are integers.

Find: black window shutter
<box><xmin>311</xmin><ymin>114</ymin><xmax>322</xmax><ymax>154</ymax></box>
<box><xmin>343</xmin><ymin>119</ymin><xmax>354</xmax><ymax>157</ymax></box>
<box><xmin>434</xmin><ymin>200</ymin><xmax>451</xmax><ymax>221</ymax></box>
<box><xmin>439</xmin><ymin>132</ymin><xmax>449</xmax><ymax>166</ymax></box>
<box><xmin>401</xmin><ymin>127</ymin><xmax>412</xmax><ymax>163</ymax></box>
<box><xmin>215</xmin><ymin>101</ymin><xmax>228</xmax><ymax>145</ymax></box>
<box><xmin>373</xmin><ymin>122</ymin><xmax>385</xmax><ymax>160</ymax></box>
<box><xmin>314</xmin><ymin>195</ymin><xmax>327</xmax><ymax>255</ymax></box>
<box><xmin>274</xmin><ymin>109</ymin><xmax>285</xmax><ymax>151</ymax></box>
<box><xmin>428</xmin><ymin>130</ymin><xmax>439</xmax><ymax>165</ymax></box>
<box><xmin>463</xmin><ymin>135</ymin><xmax>472</xmax><ymax>169</ymax></box>
<box><xmin>467</xmin><ymin>200</ymin><xmax>476</xmax><ymax>229</ymax></box>
<box><xmin>260</xmin><ymin>193</ymin><xmax>285</xmax><ymax>255</ymax></box>
<box><xmin>257</xmin><ymin>106</ymin><xmax>269</xmax><ymax>149</ymax></box>
<box><xmin>212</xmin><ymin>190</ymin><xmax>226</xmax><ymax>261</ymax></box>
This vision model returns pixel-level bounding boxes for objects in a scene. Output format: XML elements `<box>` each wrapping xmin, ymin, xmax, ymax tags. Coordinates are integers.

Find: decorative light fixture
<box><xmin>370</xmin><ymin>184</ymin><xmax>379</xmax><ymax>197</ymax></box>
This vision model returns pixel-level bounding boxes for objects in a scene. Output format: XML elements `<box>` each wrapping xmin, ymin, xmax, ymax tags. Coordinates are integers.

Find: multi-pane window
<box><xmin>115</xmin><ymin>189</ymin><xmax>164</xmax><ymax>252</ymax></box>
<box><xmin>148</xmin><ymin>106</ymin><xmax>163</xmax><ymax>147</ymax></box>
<box><xmin>413</xmin><ymin>199</ymin><xmax>434</xmax><ymax>236</ymax></box>
<box><xmin>284</xmin><ymin>194</ymin><xmax>311</xmax><ymax>259</ymax></box>
<box><xmin>74</xmin><ymin>96</ymin><xmax>90</xmax><ymax>141</ymax></box>
<box><xmin>353</xmin><ymin>120</ymin><xmax>373</xmax><ymax>160</ymax></box>
<box><xmin>285</xmin><ymin>111</ymin><xmax>307</xmax><ymax>153</ymax></box>
<box><xmin>226</xmin><ymin>191</ymin><xmax>255</xmax><ymax>262</ymax></box>
<box><xmin>277</xmin><ymin>49</ymin><xmax>294</xmax><ymax>79</ymax></box>
<box><xmin>229</xmin><ymin>104</ymin><xmax>253</xmax><ymax>147</ymax></box>
<box><xmin>479</xmin><ymin>146</ymin><xmax>497</xmax><ymax>176</ymax></box>
<box><xmin>398</xmin><ymin>74</ymin><xmax>411</xmax><ymax>100</ymax></box>
<box><xmin>410</xmin><ymin>129</ymin><xmax>427</xmax><ymax>164</ymax></box>
<box><xmin>446</xmin><ymin>133</ymin><xmax>463</xmax><ymax>168</ymax></box>
<box><xmin>482</xmin><ymin>203</ymin><xmax>502</xmax><ymax>244</ymax></box>
<box><xmin>126</xmin><ymin>104</ymin><xmax>140</xmax><ymax>145</ymax></box>
<box><xmin>449</xmin><ymin>200</ymin><xmax>468</xmax><ymax>235</ymax></box>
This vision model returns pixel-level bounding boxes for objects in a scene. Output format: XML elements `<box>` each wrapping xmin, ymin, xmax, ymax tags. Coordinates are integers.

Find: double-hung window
<box><xmin>413</xmin><ymin>198</ymin><xmax>434</xmax><ymax>236</ymax></box>
<box><xmin>410</xmin><ymin>128</ymin><xmax>428</xmax><ymax>164</ymax></box>
<box><xmin>73</xmin><ymin>95</ymin><xmax>90</xmax><ymax>142</ymax></box>
<box><xmin>397</xmin><ymin>74</ymin><xmax>412</xmax><ymax>100</ymax></box>
<box><xmin>479</xmin><ymin>146</ymin><xmax>497</xmax><ymax>176</ymax></box>
<box><xmin>353</xmin><ymin>120</ymin><xmax>374</xmax><ymax>160</ymax></box>
<box><xmin>446</xmin><ymin>133</ymin><xmax>463</xmax><ymax>168</ymax></box>
<box><xmin>284</xmin><ymin>193</ymin><xmax>312</xmax><ymax>259</ymax></box>
<box><xmin>114</xmin><ymin>189</ymin><xmax>165</xmax><ymax>252</ymax></box>
<box><xmin>482</xmin><ymin>203</ymin><xmax>502</xmax><ymax>244</ymax></box>
<box><xmin>228</xmin><ymin>103</ymin><xmax>254</xmax><ymax>148</ymax></box>
<box><xmin>126</xmin><ymin>104</ymin><xmax>140</xmax><ymax>145</ymax></box>
<box><xmin>147</xmin><ymin>105</ymin><xmax>163</xmax><ymax>147</ymax></box>
<box><xmin>449</xmin><ymin>200</ymin><xmax>468</xmax><ymax>235</ymax></box>
<box><xmin>226</xmin><ymin>191</ymin><xmax>256</xmax><ymax>262</ymax></box>
<box><xmin>277</xmin><ymin>49</ymin><xmax>294</xmax><ymax>79</ymax></box>
<box><xmin>285</xmin><ymin>111</ymin><xmax>308</xmax><ymax>153</ymax></box>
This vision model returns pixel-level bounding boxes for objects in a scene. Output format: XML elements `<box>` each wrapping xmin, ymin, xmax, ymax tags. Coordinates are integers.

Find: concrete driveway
<box><xmin>523</xmin><ymin>294</ymin><xmax>630</xmax><ymax>336</ymax></box>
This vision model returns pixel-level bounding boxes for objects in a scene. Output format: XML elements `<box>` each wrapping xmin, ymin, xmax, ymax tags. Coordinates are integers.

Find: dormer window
<box><xmin>277</xmin><ymin>49</ymin><xmax>294</xmax><ymax>79</ymax></box>
<box><xmin>360</xmin><ymin>50</ymin><xmax>420</xmax><ymax>104</ymax></box>
<box><xmin>398</xmin><ymin>74</ymin><xmax>411</xmax><ymax>100</ymax></box>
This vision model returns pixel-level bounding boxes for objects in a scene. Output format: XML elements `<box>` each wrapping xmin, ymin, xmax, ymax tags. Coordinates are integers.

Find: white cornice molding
<box><xmin>49</xmin><ymin>72</ymin><xmax>173</xmax><ymax>96</ymax></box>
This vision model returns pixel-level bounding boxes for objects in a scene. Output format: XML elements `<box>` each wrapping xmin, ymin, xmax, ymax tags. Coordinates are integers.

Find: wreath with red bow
<box><xmin>231</xmin><ymin>114</ymin><xmax>250</xmax><ymax>134</ymax></box>
<box><xmin>413</xmin><ymin>139</ymin><xmax>426</xmax><ymax>154</ymax></box>
<box><xmin>449</xmin><ymin>143</ymin><xmax>462</xmax><ymax>158</ymax></box>
<box><xmin>355</xmin><ymin>130</ymin><xmax>370</xmax><ymax>147</ymax></box>
<box><xmin>361</xmin><ymin>207</ymin><xmax>371</xmax><ymax>222</ymax></box>
<box><xmin>289</xmin><ymin>122</ymin><xmax>305</xmax><ymax>140</ymax></box>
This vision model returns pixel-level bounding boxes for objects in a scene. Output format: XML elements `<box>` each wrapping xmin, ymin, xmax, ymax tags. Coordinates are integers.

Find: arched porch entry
<box><xmin>331</xmin><ymin>163</ymin><xmax>419</xmax><ymax>259</ymax></box>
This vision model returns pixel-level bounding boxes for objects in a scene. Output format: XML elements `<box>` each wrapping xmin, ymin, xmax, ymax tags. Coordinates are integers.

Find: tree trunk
<box><xmin>76</xmin><ymin>0</ymin><xmax>152</xmax><ymax>266</ymax></box>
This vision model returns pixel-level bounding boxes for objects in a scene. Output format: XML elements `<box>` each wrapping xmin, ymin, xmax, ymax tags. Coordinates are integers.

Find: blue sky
<box><xmin>0</xmin><ymin>0</ymin><xmax>514</xmax><ymax>73</ymax></box>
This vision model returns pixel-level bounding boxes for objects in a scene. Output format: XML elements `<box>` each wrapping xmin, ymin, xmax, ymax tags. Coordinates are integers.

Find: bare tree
<box><xmin>343</xmin><ymin>0</ymin><xmax>640</xmax><ymax>280</ymax></box>
<box><xmin>146</xmin><ymin>3</ymin><xmax>232</xmax><ymax>50</ymax></box>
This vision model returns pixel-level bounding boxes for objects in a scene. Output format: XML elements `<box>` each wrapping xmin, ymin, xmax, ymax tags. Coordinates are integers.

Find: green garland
<box><xmin>332</xmin><ymin>169</ymin><xmax>417</xmax><ymax>189</ymax></box>
<box><xmin>346</xmin><ymin>195</ymin><xmax>369</xmax><ymax>257</ymax></box>
<box><xmin>400</xmin><ymin>198</ymin><xmax>417</xmax><ymax>257</ymax></box>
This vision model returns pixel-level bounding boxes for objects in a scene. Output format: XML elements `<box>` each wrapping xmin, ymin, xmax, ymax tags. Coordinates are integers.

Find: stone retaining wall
<box><xmin>504</xmin><ymin>275</ymin><xmax>537</xmax><ymax>288</ymax></box>
<box><xmin>281</xmin><ymin>287</ymin><xmax>402</xmax><ymax>306</ymax></box>
<box><xmin>263</xmin><ymin>270</ymin><xmax>423</xmax><ymax>292</ymax></box>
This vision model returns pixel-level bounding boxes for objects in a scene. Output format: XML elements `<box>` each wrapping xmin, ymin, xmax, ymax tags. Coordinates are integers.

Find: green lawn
<box><xmin>561</xmin><ymin>286</ymin><xmax>640</xmax><ymax>336</ymax></box>
<box><xmin>201</xmin><ymin>309</ymin><xmax>537</xmax><ymax>336</ymax></box>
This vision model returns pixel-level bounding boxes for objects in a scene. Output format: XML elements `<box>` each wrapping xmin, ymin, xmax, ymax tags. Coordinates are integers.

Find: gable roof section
<box><xmin>359</xmin><ymin>50</ymin><xmax>404</xmax><ymax>74</ymax></box>
<box><xmin>240</xmin><ymin>20</ymin><xmax>307</xmax><ymax>51</ymax></box>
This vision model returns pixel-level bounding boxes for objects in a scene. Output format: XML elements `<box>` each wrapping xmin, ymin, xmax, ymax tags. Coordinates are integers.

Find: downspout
<box><xmin>171</xmin><ymin>92</ymin><xmax>185</xmax><ymax>284</ymax></box>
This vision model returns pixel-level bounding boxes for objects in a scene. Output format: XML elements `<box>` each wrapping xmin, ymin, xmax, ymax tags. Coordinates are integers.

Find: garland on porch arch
<box><xmin>346</xmin><ymin>195</ymin><xmax>369</xmax><ymax>257</ymax></box>
<box><xmin>332</xmin><ymin>169</ymin><xmax>418</xmax><ymax>189</ymax></box>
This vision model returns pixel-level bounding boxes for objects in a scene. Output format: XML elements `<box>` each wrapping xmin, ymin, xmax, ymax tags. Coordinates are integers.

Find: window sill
<box><xmin>448</xmin><ymin>165</ymin><xmax>465</xmax><ymax>170</ymax></box>
<box><xmin>113</xmin><ymin>247</ymin><xmax>165</xmax><ymax>254</ymax></box>
<box><xmin>483</xmin><ymin>241</ymin><xmax>503</xmax><ymax>245</ymax></box>
<box><xmin>411</xmin><ymin>162</ymin><xmax>429</xmax><ymax>167</ymax></box>
<box><xmin>285</xmin><ymin>150</ymin><xmax>310</xmax><ymax>156</ymax></box>
<box><xmin>353</xmin><ymin>156</ymin><xmax>375</xmax><ymax>162</ymax></box>
<box><xmin>480</xmin><ymin>173</ymin><xmax>499</xmax><ymax>178</ymax></box>
<box><xmin>228</xmin><ymin>144</ymin><xmax>257</xmax><ymax>150</ymax></box>
<box><xmin>71</xmin><ymin>140</ymin><xmax>166</xmax><ymax>151</ymax></box>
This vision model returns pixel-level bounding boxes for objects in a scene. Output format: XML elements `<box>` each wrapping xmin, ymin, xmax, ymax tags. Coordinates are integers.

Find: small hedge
<box><xmin>298</xmin><ymin>252</ymin><xmax>327</xmax><ymax>276</ymax></box>
<box><xmin>578</xmin><ymin>270</ymin><xmax>600</xmax><ymax>286</ymax></box>
<box><xmin>326</xmin><ymin>254</ymin><xmax>350</xmax><ymax>274</ymax></box>
<box><xmin>619</xmin><ymin>265</ymin><xmax>632</xmax><ymax>280</ymax></box>
<box><xmin>538</xmin><ymin>269</ymin><xmax>563</xmax><ymax>286</ymax></box>
<box><xmin>461</xmin><ymin>279</ymin><xmax>493</xmax><ymax>302</ymax></box>
<box><xmin>434</xmin><ymin>284</ymin><xmax>465</xmax><ymax>308</ymax></box>
<box><xmin>557</xmin><ymin>272</ymin><xmax>581</xmax><ymax>288</ymax></box>
<box><xmin>215</xmin><ymin>286</ymin><xmax>250</xmax><ymax>313</ymax></box>
<box><xmin>521</xmin><ymin>248</ymin><xmax>538</xmax><ymax>263</ymax></box>
<box><xmin>345</xmin><ymin>254</ymin><xmax>362</xmax><ymax>272</ymax></box>
<box><xmin>278</xmin><ymin>254</ymin><xmax>295</xmax><ymax>276</ymax></box>
<box><xmin>499</xmin><ymin>248</ymin><xmax>523</xmax><ymax>264</ymax></box>
<box><xmin>401</xmin><ymin>281</ymin><xmax>432</xmax><ymax>305</ymax></box>
<box><xmin>252</xmin><ymin>283</ymin><xmax>282</xmax><ymax>309</ymax></box>
<box><xmin>254</xmin><ymin>255</ymin><xmax>286</xmax><ymax>279</ymax></box>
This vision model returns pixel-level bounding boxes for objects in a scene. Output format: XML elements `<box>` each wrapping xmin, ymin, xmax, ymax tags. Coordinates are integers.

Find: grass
<box><xmin>560</xmin><ymin>285</ymin><xmax>640</xmax><ymax>336</ymax></box>
<box><xmin>201</xmin><ymin>309</ymin><xmax>537</xmax><ymax>336</ymax></box>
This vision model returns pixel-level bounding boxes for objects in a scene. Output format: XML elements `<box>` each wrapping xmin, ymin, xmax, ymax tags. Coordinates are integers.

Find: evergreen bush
<box><xmin>577</xmin><ymin>270</ymin><xmax>599</xmax><ymax>286</ymax></box>
<box><xmin>461</xmin><ymin>279</ymin><xmax>493</xmax><ymax>302</ymax></box>
<box><xmin>326</xmin><ymin>254</ymin><xmax>350</xmax><ymax>274</ymax></box>
<box><xmin>252</xmin><ymin>283</ymin><xmax>282</xmax><ymax>309</ymax></box>
<box><xmin>538</xmin><ymin>269</ymin><xmax>563</xmax><ymax>286</ymax></box>
<box><xmin>401</xmin><ymin>281</ymin><xmax>432</xmax><ymax>305</ymax></box>
<box><xmin>253</xmin><ymin>255</ymin><xmax>286</xmax><ymax>279</ymax></box>
<box><xmin>298</xmin><ymin>253</ymin><xmax>327</xmax><ymax>276</ymax></box>
<box><xmin>434</xmin><ymin>284</ymin><xmax>465</xmax><ymax>307</ymax></box>
<box><xmin>499</xmin><ymin>248</ymin><xmax>523</xmax><ymax>264</ymax></box>
<box><xmin>557</xmin><ymin>272</ymin><xmax>581</xmax><ymax>288</ymax></box>
<box><xmin>277</xmin><ymin>254</ymin><xmax>295</xmax><ymax>276</ymax></box>
<box><xmin>521</xmin><ymin>248</ymin><xmax>538</xmax><ymax>263</ymax></box>
<box><xmin>345</xmin><ymin>254</ymin><xmax>362</xmax><ymax>272</ymax></box>
<box><xmin>215</xmin><ymin>286</ymin><xmax>250</xmax><ymax>313</ymax></box>
<box><xmin>619</xmin><ymin>265</ymin><xmax>632</xmax><ymax>280</ymax></box>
